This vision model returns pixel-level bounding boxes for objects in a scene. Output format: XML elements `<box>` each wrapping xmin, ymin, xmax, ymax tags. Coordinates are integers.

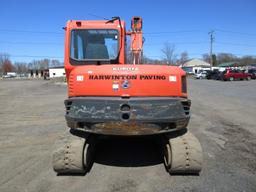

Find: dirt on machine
<box><xmin>52</xmin><ymin>16</ymin><xmax>203</xmax><ymax>175</ymax></box>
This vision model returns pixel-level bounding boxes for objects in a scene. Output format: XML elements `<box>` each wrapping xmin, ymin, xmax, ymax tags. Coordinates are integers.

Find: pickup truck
<box><xmin>248</xmin><ymin>69</ymin><xmax>256</xmax><ymax>79</ymax></box>
<box><xmin>194</xmin><ymin>70</ymin><xmax>207</xmax><ymax>79</ymax></box>
<box><xmin>221</xmin><ymin>69</ymin><xmax>252</xmax><ymax>81</ymax></box>
<box><xmin>206</xmin><ymin>70</ymin><xmax>222</xmax><ymax>80</ymax></box>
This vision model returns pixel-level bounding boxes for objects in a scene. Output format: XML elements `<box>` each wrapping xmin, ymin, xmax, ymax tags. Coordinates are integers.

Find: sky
<box><xmin>1</xmin><ymin>0</ymin><xmax>256</xmax><ymax>63</ymax></box>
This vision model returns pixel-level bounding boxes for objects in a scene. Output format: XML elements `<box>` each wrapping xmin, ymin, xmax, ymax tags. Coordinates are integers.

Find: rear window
<box><xmin>70</xmin><ymin>29</ymin><xmax>119</xmax><ymax>61</ymax></box>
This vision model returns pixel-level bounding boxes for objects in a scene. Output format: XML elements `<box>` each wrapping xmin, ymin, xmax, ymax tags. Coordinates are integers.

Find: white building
<box><xmin>181</xmin><ymin>59</ymin><xmax>211</xmax><ymax>74</ymax></box>
<box><xmin>49</xmin><ymin>66</ymin><xmax>65</xmax><ymax>78</ymax></box>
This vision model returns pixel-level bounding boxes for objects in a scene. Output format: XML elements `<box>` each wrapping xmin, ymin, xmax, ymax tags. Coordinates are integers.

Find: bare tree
<box><xmin>15</xmin><ymin>62</ymin><xmax>28</xmax><ymax>74</ymax></box>
<box><xmin>142</xmin><ymin>55</ymin><xmax>161</xmax><ymax>64</ymax></box>
<box><xmin>179</xmin><ymin>51</ymin><xmax>189</xmax><ymax>66</ymax></box>
<box><xmin>28</xmin><ymin>59</ymin><xmax>51</xmax><ymax>70</ymax></box>
<box><xmin>240</xmin><ymin>56</ymin><xmax>256</xmax><ymax>66</ymax></box>
<box><xmin>212</xmin><ymin>54</ymin><xmax>217</xmax><ymax>66</ymax></box>
<box><xmin>217</xmin><ymin>53</ymin><xmax>237</xmax><ymax>64</ymax></box>
<box><xmin>2</xmin><ymin>60</ymin><xmax>15</xmax><ymax>73</ymax></box>
<box><xmin>161</xmin><ymin>42</ymin><xmax>177</xmax><ymax>65</ymax></box>
<box><xmin>202</xmin><ymin>53</ymin><xmax>210</xmax><ymax>63</ymax></box>
<box><xmin>0</xmin><ymin>53</ymin><xmax>15</xmax><ymax>74</ymax></box>
<box><xmin>29</xmin><ymin>60</ymin><xmax>40</xmax><ymax>70</ymax></box>
<box><xmin>0</xmin><ymin>53</ymin><xmax>10</xmax><ymax>74</ymax></box>
<box><xmin>51</xmin><ymin>59</ymin><xmax>62</xmax><ymax>67</ymax></box>
<box><xmin>40</xmin><ymin>59</ymin><xmax>50</xmax><ymax>69</ymax></box>
<box><xmin>202</xmin><ymin>52</ymin><xmax>255</xmax><ymax>66</ymax></box>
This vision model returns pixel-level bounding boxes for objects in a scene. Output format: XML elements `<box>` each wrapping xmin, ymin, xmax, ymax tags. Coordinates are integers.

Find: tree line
<box><xmin>1</xmin><ymin>46</ymin><xmax>256</xmax><ymax>75</ymax></box>
<box><xmin>160</xmin><ymin>42</ymin><xmax>256</xmax><ymax>66</ymax></box>
<box><xmin>202</xmin><ymin>53</ymin><xmax>256</xmax><ymax>66</ymax></box>
<box><xmin>0</xmin><ymin>53</ymin><xmax>63</xmax><ymax>75</ymax></box>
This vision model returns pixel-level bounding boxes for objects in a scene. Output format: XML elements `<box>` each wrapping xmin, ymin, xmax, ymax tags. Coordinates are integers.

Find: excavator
<box><xmin>52</xmin><ymin>16</ymin><xmax>203</xmax><ymax>175</ymax></box>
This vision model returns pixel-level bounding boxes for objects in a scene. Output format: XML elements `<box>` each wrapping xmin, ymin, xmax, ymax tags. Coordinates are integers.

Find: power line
<box><xmin>9</xmin><ymin>54</ymin><xmax>63</xmax><ymax>59</ymax></box>
<box><xmin>215</xmin><ymin>29</ymin><xmax>256</xmax><ymax>36</ymax></box>
<box><xmin>0</xmin><ymin>29</ymin><xmax>202</xmax><ymax>38</ymax></box>
<box><xmin>215</xmin><ymin>41</ymin><xmax>256</xmax><ymax>48</ymax></box>
<box><xmin>0</xmin><ymin>41</ymin><xmax>62</xmax><ymax>46</ymax></box>
<box><xmin>0</xmin><ymin>27</ymin><xmax>255</xmax><ymax>37</ymax></box>
<box><xmin>144</xmin><ymin>30</ymin><xmax>201</xmax><ymax>35</ymax></box>
<box><xmin>88</xmin><ymin>13</ymin><xmax>109</xmax><ymax>20</ymax></box>
<box><xmin>144</xmin><ymin>42</ymin><xmax>208</xmax><ymax>46</ymax></box>
<box><xmin>0</xmin><ymin>29</ymin><xmax>63</xmax><ymax>35</ymax></box>
<box><xmin>146</xmin><ymin>52</ymin><xmax>256</xmax><ymax>59</ymax></box>
<box><xmin>0</xmin><ymin>28</ymin><xmax>201</xmax><ymax>35</ymax></box>
<box><xmin>214</xmin><ymin>52</ymin><xmax>256</xmax><ymax>57</ymax></box>
<box><xmin>146</xmin><ymin>52</ymin><xmax>206</xmax><ymax>58</ymax></box>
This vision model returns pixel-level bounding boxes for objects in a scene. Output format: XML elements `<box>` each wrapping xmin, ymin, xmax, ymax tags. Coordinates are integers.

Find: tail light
<box><xmin>181</xmin><ymin>76</ymin><xmax>187</xmax><ymax>93</ymax></box>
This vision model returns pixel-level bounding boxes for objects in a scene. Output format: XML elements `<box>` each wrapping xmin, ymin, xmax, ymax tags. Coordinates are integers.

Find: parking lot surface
<box><xmin>0</xmin><ymin>79</ymin><xmax>255</xmax><ymax>192</ymax></box>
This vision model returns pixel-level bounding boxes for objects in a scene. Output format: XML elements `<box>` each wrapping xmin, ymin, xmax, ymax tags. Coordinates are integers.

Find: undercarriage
<box><xmin>52</xmin><ymin>129</ymin><xmax>203</xmax><ymax>175</ymax></box>
<box><xmin>52</xmin><ymin>97</ymin><xmax>203</xmax><ymax>175</ymax></box>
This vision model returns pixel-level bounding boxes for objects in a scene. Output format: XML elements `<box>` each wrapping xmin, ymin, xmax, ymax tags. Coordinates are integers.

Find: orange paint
<box><xmin>64</xmin><ymin>18</ymin><xmax>187</xmax><ymax>99</ymax></box>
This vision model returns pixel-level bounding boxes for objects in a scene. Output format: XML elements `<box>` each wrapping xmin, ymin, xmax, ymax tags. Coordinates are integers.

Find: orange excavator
<box><xmin>52</xmin><ymin>16</ymin><xmax>203</xmax><ymax>175</ymax></box>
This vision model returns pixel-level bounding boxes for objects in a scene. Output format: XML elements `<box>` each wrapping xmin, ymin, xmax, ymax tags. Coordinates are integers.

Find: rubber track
<box><xmin>52</xmin><ymin>131</ymin><xmax>86</xmax><ymax>174</ymax></box>
<box><xmin>165</xmin><ymin>131</ymin><xmax>203</xmax><ymax>174</ymax></box>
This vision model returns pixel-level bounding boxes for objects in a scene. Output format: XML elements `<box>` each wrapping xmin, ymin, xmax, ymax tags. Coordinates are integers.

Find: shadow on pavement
<box><xmin>94</xmin><ymin>135</ymin><xmax>163</xmax><ymax>167</ymax></box>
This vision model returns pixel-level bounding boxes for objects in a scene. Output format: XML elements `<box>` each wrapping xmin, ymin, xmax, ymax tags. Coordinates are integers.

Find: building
<box><xmin>181</xmin><ymin>59</ymin><xmax>211</xmax><ymax>74</ymax></box>
<box><xmin>49</xmin><ymin>66</ymin><xmax>65</xmax><ymax>78</ymax></box>
<box><xmin>218</xmin><ymin>62</ymin><xmax>240</xmax><ymax>68</ymax></box>
<box><xmin>217</xmin><ymin>62</ymin><xmax>244</xmax><ymax>71</ymax></box>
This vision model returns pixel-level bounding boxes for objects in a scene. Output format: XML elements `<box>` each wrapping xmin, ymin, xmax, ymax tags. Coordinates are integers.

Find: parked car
<box><xmin>221</xmin><ymin>69</ymin><xmax>252</xmax><ymax>81</ymax></box>
<box><xmin>194</xmin><ymin>70</ymin><xmax>207</xmax><ymax>79</ymax></box>
<box><xmin>248</xmin><ymin>69</ymin><xmax>256</xmax><ymax>79</ymax></box>
<box><xmin>2</xmin><ymin>74</ymin><xmax>15</xmax><ymax>78</ymax></box>
<box><xmin>206</xmin><ymin>70</ymin><xmax>222</xmax><ymax>80</ymax></box>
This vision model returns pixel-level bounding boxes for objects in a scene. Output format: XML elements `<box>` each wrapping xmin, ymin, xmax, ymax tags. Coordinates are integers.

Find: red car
<box><xmin>222</xmin><ymin>69</ymin><xmax>252</xmax><ymax>81</ymax></box>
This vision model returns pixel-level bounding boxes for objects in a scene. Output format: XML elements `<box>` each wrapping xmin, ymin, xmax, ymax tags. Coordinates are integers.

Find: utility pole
<box><xmin>208</xmin><ymin>30</ymin><xmax>215</xmax><ymax>67</ymax></box>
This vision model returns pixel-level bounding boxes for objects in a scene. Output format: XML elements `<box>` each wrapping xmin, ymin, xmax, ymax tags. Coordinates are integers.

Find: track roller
<box><xmin>164</xmin><ymin>131</ymin><xmax>203</xmax><ymax>174</ymax></box>
<box><xmin>52</xmin><ymin>130</ymin><xmax>93</xmax><ymax>174</ymax></box>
